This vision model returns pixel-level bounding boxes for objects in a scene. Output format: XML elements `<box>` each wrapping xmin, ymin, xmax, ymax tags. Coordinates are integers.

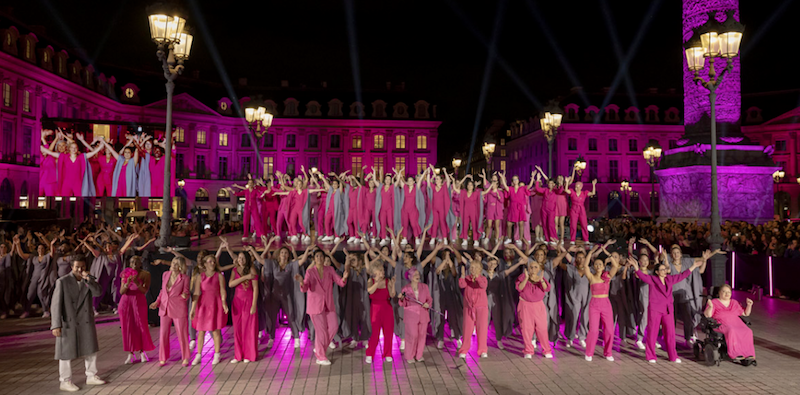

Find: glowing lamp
<box><xmin>719</xmin><ymin>10</ymin><xmax>744</xmax><ymax>58</ymax></box>
<box><xmin>172</xmin><ymin>30</ymin><xmax>194</xmax><ymax>60</ymax></box>
<box><xmin>177</xmin><ymin>179</ymin><xmax>185</xmax><ymax>188</ymax></box>
<box><xmin>311</xmin><ymin>167</ymin><xmax>318</xmax><ymax>174</ymax></box>
<box><xmin>261</xmin><ymin>113</ymin><xmax>273</xmax><ymax>129</ymax></box>
<box><xmin>452</xmin><ymin>157</ymin><xmax>462</xmax><ymax>169</ymax></box>
<box><xmin>147</xmin><ymin>6</ymin><xmax>185</xmax><ymax>44</ymax></box>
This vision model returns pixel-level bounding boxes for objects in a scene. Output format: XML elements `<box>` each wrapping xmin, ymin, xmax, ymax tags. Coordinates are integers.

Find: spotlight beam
<box><xmin>344</xmin><ymin>0</ymin><xmax>364</xmax><ymax>119</ymax></box>
<box><xmin>599</xmin><ymin>0</ymin><xmax>642</xmax><ymax>122</ymax></box>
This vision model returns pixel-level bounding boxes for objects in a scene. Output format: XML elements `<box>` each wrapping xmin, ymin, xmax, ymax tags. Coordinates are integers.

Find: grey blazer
<box><xmin>50</xmin><ymin>273</ymin><xmax>101</xmax><ymax>360</ymax></box>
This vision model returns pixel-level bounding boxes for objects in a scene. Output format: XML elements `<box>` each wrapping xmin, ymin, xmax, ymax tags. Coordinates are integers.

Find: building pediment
<box><xmin>145</xmin><ymin>92</ymin><xmax>220</xmax><ymax>116</ymax></box>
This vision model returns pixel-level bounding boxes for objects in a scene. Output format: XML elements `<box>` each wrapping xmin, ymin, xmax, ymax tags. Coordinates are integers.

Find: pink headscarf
<box><xmin>405</xmin><ymin>267</ymin><xmax>419</xmax><ymax>281</ymax></box>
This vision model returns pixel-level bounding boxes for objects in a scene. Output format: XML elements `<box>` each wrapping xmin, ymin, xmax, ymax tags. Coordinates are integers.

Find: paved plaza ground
<box><xmin>0</xmin><ymin>292</ymin><xmax>798</xmax><ymax>395</ymax></box>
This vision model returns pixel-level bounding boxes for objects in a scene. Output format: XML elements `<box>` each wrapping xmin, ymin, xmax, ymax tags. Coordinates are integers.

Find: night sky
<box><xmin>8</xmin><ymin>0</ymin><xmax>800</xmax><ymax>161</ymax></box>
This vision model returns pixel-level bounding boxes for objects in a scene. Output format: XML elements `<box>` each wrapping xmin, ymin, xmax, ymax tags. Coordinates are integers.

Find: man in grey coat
<box><xmin>50</xmin><ymin>257</ymin><xmax>106</xmax><ymax>392</ymax></box>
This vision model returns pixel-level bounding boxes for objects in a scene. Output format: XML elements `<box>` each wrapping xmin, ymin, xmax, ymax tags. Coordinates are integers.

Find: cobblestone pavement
<box><xmin>0</xmin><ymin>293</ymin><xmax>798</xmax><ymax>395</ymax></box>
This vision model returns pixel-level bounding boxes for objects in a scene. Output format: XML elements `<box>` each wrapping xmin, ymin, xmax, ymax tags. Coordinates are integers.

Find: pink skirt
<box><xmin>485</xmin><ymin>202</ymin><xmax>503</xmax><ymax>220</ymax></box>
<box><xmin>193</xmin><ymin>293</ymin><xmax>228</xmax><ymax>331</ymax></box>
<box><xmin>556</xmin><ymin>195</ymin><xmax>568</xmax><ymax>216</ymax></box>
<box><xmin>118</xmin><ymin>291</ymin><xmax>155</xmax><ymax>352</ymax></box>
<box><xmin>507</xmin><ymin>203</ymin><xmax>527</xmax><ymax>222</ymax></box>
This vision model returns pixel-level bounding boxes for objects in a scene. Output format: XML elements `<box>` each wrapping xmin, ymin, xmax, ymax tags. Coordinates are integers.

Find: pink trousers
<box><xmin>324</xmin><ymin>205</ymin><xmax>336</xmax><ymax>236</ymax></box>
<box><xmin>460</xmin><ymin>208</ymin><xmax>479</xmax><ymax>240</ymax></box>
<box><xmin>430</xmin><ymin>209</ymin><xmax>448</xmax><ymax>240</ymax></box>
<box><xmin>518</xmin><ymin>299</ymin><xmax>551</xmax><ymax>355</ymax></box>
<box><xmin>159</xmin><ymin>316</ymin><xmax>189</xmax><ymax>362</ymax></box>
<box><xmin>347</xmin><ymin>209</ymin><xmax>358</xmax><ymax>236</ymax></box>
<box><xmin>288</xmin><ymin>208</ymin><xmax>304</xmax><ymax>236</ymax></box>
<box><xmin>403</xmin><ymin>308</ymin><xmax>429</xmax><ymax>361</ymax></box>
<box><xmin>310</xmin><ymin>311</ymin><xmax>338</xmax><ymax>362</ymax></box>
<box><xmin>378</xmin><ymin>209</ymin><xmax>393</xmax><ymax>239</ymax></box>
<box><xmin>400</xmin><ymin>206</ymin><xmax>421</xmax><ymax>240</ymax></box>
<box><xmin>366</xmin><ymin>303</ymin><xmax>394</xmax><ymax>358</ymax></box>
<box><xmin>585</xmin><ymin>297</ymin><xmax>614</xmax><ymax>358</ymax></box>
<box><xmin>263</xmin><ymin>204</ymin><xmax>278</xmax><ymax>234</ymax></box>
<box><xmin>276</xmin><ymin>209</ymin><xmax>289</xmax><ymax>236</ymax></box>
<box><xmin>569</xmin><ymin>208</ymin><xmax>589</xmax><ymax>242</ymax></box>
<box><xmin>646</xmin><ymin>309</ymin><xmax>678</xmax><ymax>361</ymax></box>
<box><xmin>458</xmin><ymin>306</ymin><xmax>488</xmax><ymax>355</ymax></box>
<box><xmin>361</xmin><ymin>207</ymin><xmax>376</xmax><ymax>236</ymax></box>
<box><xmin>541</xmin><ymin>208</ymin><xmax>557</xmax><ymax>242</ymax></box>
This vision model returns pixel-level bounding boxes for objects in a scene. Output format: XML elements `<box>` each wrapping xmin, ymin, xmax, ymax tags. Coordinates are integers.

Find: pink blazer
<box><xmin>155</xmin><ymin>271</ymin><xmax>190</xmax><ymax>318</ymax></box>
<box><xmin>301</xmin><ymin>265</ymin><xmax>346</xmax><ymax>315</ymax></box>
<box><xmin>399</xmin><ymin>283</ymin><xmax>432</xmax><ymax>318</ymax></box>
<box><xmin>635</xmin><ymin>270</ymin><xmax>692</xmax><ymax>315</ymax></box>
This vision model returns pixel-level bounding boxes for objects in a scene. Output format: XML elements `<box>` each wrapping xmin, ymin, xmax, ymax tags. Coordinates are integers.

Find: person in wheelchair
<box><xmin>703</xmin><ymin>284</ymin><xmax>756</xmax><ymax>365</ymax></box>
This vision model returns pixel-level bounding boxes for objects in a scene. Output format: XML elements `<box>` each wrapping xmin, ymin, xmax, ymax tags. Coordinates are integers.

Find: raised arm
<box><xmin>588</xmin><ymin>179</ymin><xmax>597</xmax><ymax>197</ymax></box>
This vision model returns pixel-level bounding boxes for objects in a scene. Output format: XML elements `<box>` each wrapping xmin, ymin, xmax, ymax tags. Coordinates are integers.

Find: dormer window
<box><xmin>284</xmin><ymin>98</ymin><xmax>299</xmax><ymax>116</ymax></box>
<box><xmin>328</xmin><ymin>99</ymin><xmax>343</xmax><ymax>117</ymax></box>
<box><xmin>372</xmin><ymin>100</ymin><xmax>387</xmax><ymax>117</ymax></box>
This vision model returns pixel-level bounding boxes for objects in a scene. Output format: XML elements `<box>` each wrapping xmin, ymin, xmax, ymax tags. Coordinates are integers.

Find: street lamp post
<box><xmin>773</xmin><ymin>170</ymin><xmax>785</xmax><ymax>218</ymax></box>
<box><xmin>620</xmin><ymin>180</ymin><xmax>632</xmax><ymax>211</ymax></box>
<box><xmin>452</xmin><ymin>156</ymin><xmax>462</xmax><ymax>178</ymax></box>
<box><xmin>147</xmin><ymin>3</ymin><xmax>194</xmax><ymax>248</ymax></box>
<box><xmin>482</xmin><ymin>137</ymin><xmax>496</xmax><ymax>174</ymax></box>
<box><xmin>539</xmin><ymin>100</ymin><xmax>563</xmax><ymax>178</ymax></box>
<box><xmin>574</xmin><ymin>155</ymin><xmax>587</xmax><ymax>180</ymax></box>
<box><xmin>684</xmin><ymin>10</ymin><xmax>743</xmax><ymax>286</ymax></box>
<box><xmin>643</xmin><ymin>139</ymin><xmax>663</xmax><ymax>221</ymax></box>
<box><xmin>244</xmin><ymin>101</ymin><xmax>273</xmax><ymax>179</ymax></box>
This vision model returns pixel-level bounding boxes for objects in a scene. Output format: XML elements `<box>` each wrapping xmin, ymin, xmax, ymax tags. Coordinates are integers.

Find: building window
<box><xmin>374</xmin><ymin>157</ymin><xmax>384</xmax><ymax>174</ymax></box>
<box><xmin>22</xmin><ymin>91</ymin><xmax>30</xmax><ymax>112</ymax></box>
<box><xmin>308</xmin><ymin>157</ymin><xmax>318</xmax><ymax>170</ymax></box>
<box><xmin>196</xmin><ymin>130</ymin><xmax>207</xmax><ymax>145</ymax></box>
<box><xmin>41</xmin><ymin>97</ymin><xmax>48</xmax><ymax>117</ymax></box>
<box><xmin>609</xmin><ymin>139</ymin><xmax>618</xmax><ymax>152</ymax></box>
<box><xmin>286</xmin><ymin>134</ymin><xmax>296</xmax><ymax>148</ymax></box>
<box><xmin>2</xmin><ymin>121</ymin><xmax>13</xmax><ymax>157</ymax></box>
<box><xmin>395</xmin><ymin>157</ymin><xmax>406</xmax><ymax>170</ymax></box>
<box><xmin>195</xmin><ymin>188</ymin><xmax>209</xmax><ymax>202</ymax></box>
<box><xmin>308</xmin><ymin>134</ymin><xmax>318</xmax><ymax>148</ymax></box>
<box><xmin>331</xmin><ymin>135</ymin><xmax>341</xmax><ymax>149</ymax></box>
<box><xmin>650</xmin><ymin>191</ymin><xmax>659</xmax><ymax>213</ymax></box>
<box><xmin>218</xmin><ymin>157</ymin><xmax>228</xmax><ymax>178</ymax></box>
<box><xmin>588</xmin><ymin>138</ymin><xmax>598</xmax><ymax>151</ymax></box>
<box><xmin>352</xmin><ymin>135</ymin><xmax>362</xmax><ymax>149</ymax></box>
<box><xmin>374</xmin><ymin>135</ymin><xmax>385</xmax><ymax>149</ymax></box>
<box><xmin>417</xmin><ymin>135</ymin><xmax>427</xmax><ymax>150</ymax></box>
<box><xmin>263</xmin><ymin>157</ymin><xmax>274</xmax><ymax>175</ymax></box>
<box><xmin>92</xmin><ymin>124</ymin><xmax>110</xmax><ymax>141</ymax></box>
<box><xmin>286</xmin><ymin>157</ymin><xmax>296</xmax><ymax>177</ymax></box>
<box><xmin>241</xmin><ymin>157</ymin><xmax>251</xmax><ymax>177</ymax></box>
<box><xmin>500</xmin><ymin>138</ymin><xmax>505</xmax><ymax>145</ymax></box>
<box><xmin>500</xmin><ymin>161</ymin><xmax>506</xmax><ymax>171</ymax></box>
<box><xmin>352</xmin><ymin>157</ymin><xmax>363</xmax><ymax>178</ymax></box>
<box><xmin>22</xmin><ymin>125</ymin><xmax>32</xmax><ymax>162</ymax></box>
<box><xmin>609</xmin><ymin>160</ymin><xmax>619</xmax><ymax>182</ymax></box>
<box><xmin>396</xmin><ymin>135</ymin><xmax>406</xmax><ymax>149</ymax></box>
<box><xmin>331</xmin><ymin>157</ymin><xmax>341</xmax><ymax>173</ymax></box>
<box><xmin>416</xmin><ymin>157</ymin><xmax>427</xmax><ymax>174</ymax></box>
<box><xmin>629</xmin><ymin>139</ymin><xmax>638</xmax><ymax>152</ymax></box>
<box><xmin>589</xmin><ymin>160</ymin><xmax>598</xmax><ymax>180</ymax></box>
<box><xmin>196</xmin><ymin>155</ymin><xmax>206</xmax><ymax>176</ymax></box>
<box><xmin>219</xmin><ymin>133</ymin><xmax>228</xmax><ymax>147</ymax></box>
<box><xmin>217</xmin><ymin>188</ymin><xmax>230</xmax><ymax>202</ymax></box>
<box><xmin>630</xmin><ymin>192</ymin><xmax>640</xmax><ymax>212</ymax></box>
<box><xmin>775</xmin><ymin>140</ymin><xmax>787</xmax><ymax>151</ymax></box>
<box><xmin>241</xmin><ymin>134</ymin><xmax>251</xmax><ymax>147</ymax></box>
<box><xmin>669</xmin><ymin>140</ymin><xmax>678</xmax><ymax>149</ymax></box>
<box><xmin>3</xmin><ymin>83</ymin><xmax>11</xmax><ymax>107</ymax></box>
<box><xmin>589</xmin><ymin>195</ymin><xmax>599</xmax><ymax>212</ymax></box>
<box><xmin>568</xmin><ymin>138</ymin><xmax>577</xmax><ymax>151</ymax></box>
<box><xmin>176</xmin><ymin>153</ymin><xmax>184</xmax><ymax>175</ymax></box>
<box><xmin>630</xmin><ymin>160</ymin><xmax>638</xmax><ymax>182</ymax></box>
<box><xmin>175</xmin><ymin>127</ymin><xmax>185</xmax><ymax>143</ymax></box>
<box><xmin>263</xmin><ymin>134</ymin><xmax>274</xmax><ymax>148</ymax></box>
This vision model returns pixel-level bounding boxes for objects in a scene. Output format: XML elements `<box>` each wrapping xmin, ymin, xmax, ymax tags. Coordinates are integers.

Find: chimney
<box><xmin>321</xmin><ymin>81</ymin><xmax>327</xmax><ymax>88</ymax></box>
<box><xmin>238</xmin><ymin>78</ymin><xmax>247</xmax><ymax>86</ymax></box>
<box><xmin>386</xmin><ymin>81</ymin><xmax>392</xmax><ymax>90</ymax></box>
<box><xmin>647</xmin><ymin>87</ymin><xmax>658</xmax><ymax>94</ymax></box>
<box><xmin>191</xmin><ymin>70</ymin><xmax>200</xmax><ymax>79</ymax></box>
<box><xmin>281</xmin><ymin>80</ymin><xmax>289</xmax><ymax>87</ymax></box>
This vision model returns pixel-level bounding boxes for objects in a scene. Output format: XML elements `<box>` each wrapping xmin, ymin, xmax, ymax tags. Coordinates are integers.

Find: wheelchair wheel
<box><xmin>704</xmin><ymin>344</ymin><xmax>720</xmax><ymax>367</ymax></box>
<box><xmin>693</xmin><ymin>343</ymin><xmax>701</xmax><ymax>359</ymax></box>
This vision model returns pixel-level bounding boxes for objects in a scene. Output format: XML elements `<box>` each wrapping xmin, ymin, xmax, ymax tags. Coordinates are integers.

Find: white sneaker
<box><xmin>243</xmin><ymin>359</ymin><xmax>251</xmax><ymax>363</ymax></box>
<box><xmin>579</xmin><ymin>340</ymin><xmax>586</xmax><ymax>348</ymax></box>
<box><xmin>544</xmin><ymin>353</ymin><xmax>553</xmax><ymax>359</ymax></box>
<box><xmin>290</xmin><ymin>235</ymin><xmax>299</xmax><ymax>243</ymax></box>
<box><xmin>385</xmin><ymin>357</ymin><xmax>393</xmax><ymax>362</ymax></box>
<box><xmin>60</xmin><ymin>380</ymin><xmax>80</xmax><ymax>392</ymax></box>
<box><xmin>400</xmin><ymin>340</ymin><xmax>405</xmax><ymax>350</ymax></box>
<box><xmin>365</xmin><ymin>356</ymin><xmax>373</xmax><ymax>364</ymax></box>
<box><xmin>585</xmin><ymin>356</ymin><xmax>592</xmax><ymax>362</ymax></box>
<box><xmin>401</xmin><ymin>238</ymin><xmax>408</xmax><ymax>245</ymax></box>
<box><xmin>515</xmin><ymin>240</ymin><xmax>523</xmax><ymax>245</ymax></box>
<box><xmin>379</xmin><ymin>239</ymin><xmax>388</xmax><ymax>246</ymax></box>
<box><xmin>329</xmin><ymin>341</ymin><xmax>336</xmax><ymax>349</ymax></box>
<box><xmin>565</xmin><ymin>341</ymin><xmax>572</xmax><ymax>348</ymax></box>
<box><xmin>189</xmin><ymin>340</ymin><xmax>196</xmax><ymax>349</ymax></box>
<box><xmin>656</xmin><ymin>343</ymin><xmax>662</xmax><ymax>349</ymax></box>
<box><xmin>443</xmin><ymin>238</ymin><xmax>448</xmax><ymax>244</ymax></box>
<box><xmin>302</xmin><ymin>235</ymin><xmax>311</xmax><ymax>243</ymax></box>
<box><xmin>334</xmin><ymin>237</ymin><xmax>341</xmax><ymax>244</ymax></box>
<box><xmin>429</xmin><ymin>238</ymin><xmax>436</xmax><ymax>245</ymax></box>
<box><xmin>497</xmin><ymin>340</ymin><xmax>504</xmax><ymax>350</ymax></box>
<box><xmin>524</xmin><ymin>354</ymin><xmax>532</xmax><ymax>359</ymax></box>
<box><xmin>230</xmin><ymin>359</ymin><xmax>239</xmax><ymax>364</ymax></box>
<box><xmin>473</xmin><ymin>241</ymin><xmax>479</xmax><ymax>247</ymax></box>
<box><xmin>191</xmin><ymin>354</ymin><xmax>202</xmax><ymax>366</ymax></box>
<box><xmin>480</xmin><ymin>353</ymin><xmax>488</xmax><ymax>358</ymax></box>
<box><xmin>316</xmin><ymin>359</ymin><xmax>331</xmax><ymax>366</ymax></box>
<box><xmin>457</xmin><ymin>339</ymin><xmax>463</xmax><ymax>348</ymax></box>
<box><xmin>42</xmin><ymin>312</ymin><xmax>50</xmax><ymax>318</ymax></box>
<box><xmin>673</xmin><ymin>358</ymin><xmax>682</xmax><ymax>364</ymax></box>
<box><xmin>124</xmin><ymin>353</ymin><xmax>135</xmax><ymax>365</ymax></box>
<box><xmin>347</xmin><ymin>237</ymin><xmax>356</xmax><ymax>243</ymax></box>
<box><xmin>532</xmin><ymin>339</ymin><xmax>537</xmax><ymax>349</ymax></box>
<box><xmin>353</xmin><ymin>238</ymin><xmax>361</xmax><ymax>243</ymax></box>
<box><xmin>348</xmin><ymin>340</ymin><xmax>358</xmax><ymax>349</ymax></box>
<box><xmin>636</xmin><ymin>340</ymin><xmax>645</xmax><ymax>350</ymax></box>
<box><xmin>362</xmin><ymin>340</ymin><xmax>369</xmax><ymax>348</ymax></box>
<box><xmin>416</xmin><ymin>357</ymin><xmax>425</xmax><ymax>362</ymax></box>
<box><xmin>212</xmin><ymin>352</ymin><xmax>220</xmax><ymax>365</ymax></box>
<box><xmin>415</xmin><ymin>239</ymin><xmax>421</xmax><ymax>246</ymax></box>
<box><xmin>606</xmin><ymin>356</ymin><xmax>614</xmax><ymax>362</ymax></box>
<box><xmin>407</xmin><ymin>359</ymin><xmax>415</xmax><ymax>364</ymax></box>
<box><xmin>267</xmin><ymin>339</ymin><xmax>274</xmax><ymax>348</ymax></box>
<box><xmin>86</xmin><ymin>376</ymin><xmax>105</xmax><ymax>385</ymax></box>
<box><xmin>461</xmin><ymin>240</ymin><xmax>468</xmax><ymax>247</ymax></box>
<box><xmin>437</xmin><ymin>340</ymin><xmax>444</xmax><ymax>349</ymax></box>
<box><xmin>459</xmin><ymin>353</ymin><xmax>466</xmax><ymax>359</ymax></box>
<box><xmin>294</xmin><ymin>338</ymin><xmax>301</xmax><ymax>348</ymax></box>
<box><xmin>504</xmin><ymin>239</ymin><xmax>512</xmax><ymax>244</ymax></box>
<box><xmin>371</xmin><ymin>238</ymin><xmax>377</xmax><ymax>244</ymax></box>
<box><xmin>140</xmin><ymin>352</ymin><xmax>149</xmax><ymax>362</ymax></box>
<box><xmin>648</xmin><ymin>359</ymin><xmax>657</xmax><ymax>364</ymax></box>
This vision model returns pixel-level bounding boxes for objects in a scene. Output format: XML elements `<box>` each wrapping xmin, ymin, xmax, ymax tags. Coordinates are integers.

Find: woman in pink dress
<box><xmin>149</xmin><ymin>256</ymin><xmax>191</xmax><ymax>366</ymax></box>
<box><xmin>428</xmin><ymin>171</ymin><xmax>453</xmax><ymax>245</ymax></box>
<box><xmin>38</xmin><ymin>128</ymin><xmax>62</xmax><ymax>196</ymax></box>
<box><xmin>95</xmin><ymin>139</ymin><xmax>117</xmax><ymax>197</ymax></box>
<box><xmin>554</xmin><ymin>175</ymin><xmax>568</xmax><ymax>242</ymax></box>
<box><xmin>228</xmin><ymin>251</ymin><xmax>259</xmax><ymax>363</ymax></box>
<box><xmin>532</xmin><ymin>166</ymin><xmax>562</xmax><ymax>244</ymax></box>
<box><xmin>360</xmin><ymin>174</ymin><xmax>378</xmax><ymax>242</ymax></box>
<box><xmin>190</xmin><ymin>255</ymin><xmax>229</xmax><ymax>366</ymax></box>
<box><xmin>376</xmin><ymin>173</ymin><xmax>398</xmax><ymax>246</ymax></box>
<box><xmin>704</xmin><ymin>284</ymin><xmax>756</xmax><ymax>363</ymax></box>
<box><xmin>119</xmin><ymin>256</ymin><xmax>155</xmax><ymax>364</ymax></box>
<box><xmin>500</xmin><ymin>173</ymin><xmax>535</xmax><ymax>244</ymax></box>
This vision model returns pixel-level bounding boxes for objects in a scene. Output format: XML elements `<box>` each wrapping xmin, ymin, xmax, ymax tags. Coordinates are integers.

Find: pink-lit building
<box><xmin>0</xmin><ymin>20</ymin><xmax>439</xmax><ymax>222</ymax></box>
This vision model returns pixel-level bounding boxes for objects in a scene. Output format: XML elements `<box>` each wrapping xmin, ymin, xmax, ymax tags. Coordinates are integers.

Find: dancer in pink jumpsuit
<box><xmin>95</xmin><ymin>142</ymin><xmax>116</xmax><ymax>197</ymax></box>
<box><xmin>365</xmin><ymin>262</ymin><xmax>396</xmax><ymax>363</ymax></box>
<box><xmin>583</xmin><ymin>256</ymin><xmax>620</xmax><ymax>361</ymax></box>
<box><xmin>260</xmin><ymin>176</ymin><xmax>279</xmax><ymax>235</ymax></box>
<box><xmin>554</xmin><ymin>175</ymin><xmax>568</xmax><ymax>241</ymax></box>
<box><xmin>229</xmin><ymin>251</ymin><xmax>258</xmax><ymax>363</ymax></box>
<box><xmin>278</xmin><ymin>177</ymin><xmax>317</xmax><ymax>242</ymax></box>
<box><xmin>501</xmin><ymin>173</ymin><xmax>535</xmax><ymax>244</ymax></box>
<box><xmin>296</xmin><ymin>250</ymin><xmax>349</xmax><ymax>365</ymax></box>
<box><xmin>428</xmin><ymin>171</ymin><xmax>452</xmax><ymax>244</ymax></box>
<box><xmin>397</xmin><ymin>167</ymin><xmax>427</xmax><ymax>245</ymax></box>
<box><xmin>360</xmin><ymin>175</ymin><xmax>378</xmax><ymax>241</ymax></box>
<box><xmin>346</xmin><ymin>176</ymin><xmax>362</xmax><ymax>243</ymax></box>
<box><xmin>631</xmin><ymin>255</ymin><xmax>704</xmax><ymax>363</ymax></box>
<box><xmin>150</xmin><ymin>257</ymin><xmax>191</xmax><ymax>366</ymax></box>
<box><xmin>38</xmin><ymin>129</ymin><xmax>62</xmax><ymax>196</ymax></box>
<box><xmin>453</xmin><ymin>179</ymin><xmax>482</xmax><ymax>248</ymax></box>
<box><xmin>232</xmin><ymin>179</ymin><xmax>264</xmax><ymax>240</ymax></box>
<box><xmin>516</xmin><ymin>259</ymin><xmax>553</xmax><ymax>359</ymax></box>
<box><xmin>457</xmin><ymin>258</ymin><xmax>489</xmax><ymax>358</ymax></box>
<box><xmin>704</xmin><ymin>284</ymin><xmax>756</xmax><ymax>362</ymax></box>
<box><xmin>565</xmin><ymin>179</ymin><xmax>597</xmax><ymax>243</ymax></box>
<box><xmin>118</xmin><ymin>256</ymin><xmax>155</xmax><ymax>364</ymax></box>
<box><xmin>149</xmin><ymin>142</ymin><xmax>175</xmax><ymax>198</ymax></box>
<box><xmin>273</xmin><ymin>173</ymin><xmax>293</xmax><ymax>238</ymax></box>
<box><xmin>481</xmin><ymin>170</ymin><xmax>505</xmax><ymax>243</ymax></box>
<box><xmin>399</xmin><ymin>268</ymin><xmax>431</xmax><ymax>363</ymax></box>
<box><xmin>532</xmin><ymin>167</ymin><xmax>561</xmax><ymax>243</ymax></box>
<box><xmin>376</xmin><ymin>173</ymin><xmax>398</xmax><ymax>245</ymax></box>
<box><xmin>190</xmin><ymin>256</ymin><xmax>229</xmax><ymax>366</ymax></box>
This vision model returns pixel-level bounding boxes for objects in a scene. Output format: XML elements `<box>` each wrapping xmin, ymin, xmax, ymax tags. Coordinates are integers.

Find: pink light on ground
<box><xmin>768</xmin><ymin>256</ymin><xmax>774</xmax><ymax>296</ymax></box>
<box><xmin>731</xmin><ymin>251</ymin><xmax>736</xmax><ymax>289</ymax></box>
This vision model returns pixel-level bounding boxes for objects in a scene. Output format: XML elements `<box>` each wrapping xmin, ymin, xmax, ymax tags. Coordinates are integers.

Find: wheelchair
<box><xmin>693</xmin><ymin>316</ymin><xmax>757</xmax><ymax>367</ymax></box>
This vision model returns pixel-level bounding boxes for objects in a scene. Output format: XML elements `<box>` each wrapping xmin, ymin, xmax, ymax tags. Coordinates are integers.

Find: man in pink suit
<box><xmin>296</xmin><ymin>250</ymin><xmax>349</xmax><ymax>366</ymax></box>
<box><xmin>150</xmin><ymin>257</ymin><xmax>191</xmax><ymax>366</ymax></box>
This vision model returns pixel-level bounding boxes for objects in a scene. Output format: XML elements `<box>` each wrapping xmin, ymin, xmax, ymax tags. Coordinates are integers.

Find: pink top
<box><xmin>155</xmin><ymin>272</ymin><xmax>190</xmax><ymax>318</ymax></box>
<box><xmin>569</xmin><ymin>190</ymin><xmax>589</xmax><ymax>211</ymax></box>
<box><xmin>458</xmin><ymin>275</ymin><xmax>488</xmax><ymax>308</ymax></box>
<box><xmin>348</xmin><ymin>186</ymin><xmax>360</xmax><ymax>210</ymax></box>
<box><xmin>710</xmin><ymin>299</ymin><xmax>745</xmax><ymax>325</ymax></box>
<box><xmin>517</xmin><ymin>274</ymin><xmax>551</xmax><ymax>302</ymax></box>
<box><xmin>380</xmin><ymin>186</ymin><xmax>394</xmax><ymax>213</ymax></box>
<box><xmin>635</xmin><ymin>270</ymin><xmax>693</xmax><ymax>315</ymax></box>
<box><xmin>289</xmin><ymin>189</ymin><xmax>305</xmax><ymax>212</ymax></box>
<box><xmin>41</xmin><ymin>155</ymin><xmax>57</xmax><ymax>184</ymax></box>
<box><xmin>98</xmin><ymin>155</ymin><xmax>115</xmax><ymax>177</ymax></box>
<box><xmin>150</xmin><ymin>155</ymin><xmax>165</xmax><ymax>196</ymax></box>
<box><xmin>431</xmin><ymin>185</ymin><xmax>449</xmax><ymax>211</ymax></box>
<box><xmin>399</xmin><ymin>283</ymin><xmax>432</xmax><ymax>314</ymax></box>
<box><xmin>59</xmin><ymin>153</ymin><xmax>85</xmax><ymax>195</ymax></box>
<box><xmin>591</xmin><ymin>272</ymin><xmax>611</xmax><ymax>296</ymax></box>
<box><xmin>459</xmin><ymin>190</ymin><xmax>480</xmax><ymax>209</ymax></box>
<box><xmin>507</xmin><ymin>186</ymin><xmax>531</xmax><ymax>206</ymax></box>
<box><xmin>362</xmin><ymin>188</ymin><xmax>376</xmax><ymax>210</ymax></box>
<box><xmin>533</xmin><ymin>182</ymin><xmax>563</xmax><ymax>210</ymax></box>
<box><xmin>485</xmin><ymin>189</ymin><xmax>505</xmax><ymax>208</ymax></box>
<box><xmin>116</xmin><ymin>161</ymin><xmax>128</xmax><ymax>197</ymax></box>
<box><xmin>403</xmin><ymin>186</ymin><xmax>417</xmax><ymax>210</ymax></box>
<box><xmin>300</xmin><ymin>265</ymin><xmax>347</xmax><ymax>315</ymax></box>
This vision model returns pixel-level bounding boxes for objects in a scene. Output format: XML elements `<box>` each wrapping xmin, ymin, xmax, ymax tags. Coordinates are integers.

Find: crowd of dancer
<box><xmin>38</xmin><ymin>127</ymin><xmax>175</xmax><ymax>197</ymax></box>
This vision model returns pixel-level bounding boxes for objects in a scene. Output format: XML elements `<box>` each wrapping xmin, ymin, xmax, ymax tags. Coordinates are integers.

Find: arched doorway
<box><xmin>0</xmin><ymin>178</ymin><xmax>14</xmax><ymax>208</ymax></box>
<box><xmin>607</xmin><ymin>191</ymin><xmax>621</xmax><ymax>218</ymax></box>
<box><xmin>775</xmin><ymin>191</ymin><xmax>790</xmax><ymax>219</ymax></box>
